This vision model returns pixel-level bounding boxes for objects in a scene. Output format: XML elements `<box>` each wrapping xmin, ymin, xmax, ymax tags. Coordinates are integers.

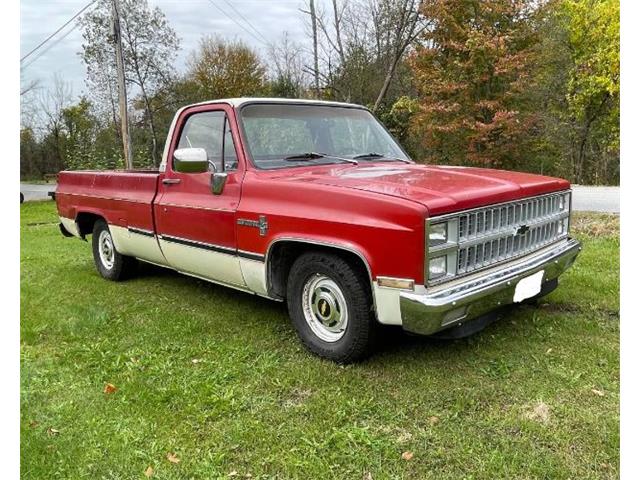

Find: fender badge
<box><xmin>237</xmin><ymin>215</ymin><xmax>268</xmax><ymax>236</ymax></box>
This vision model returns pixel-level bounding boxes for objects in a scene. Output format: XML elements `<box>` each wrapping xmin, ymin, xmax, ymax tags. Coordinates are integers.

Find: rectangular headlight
<box><xmin>559</xmin><ymin>192</ymin><xmax>571</xmax><ymax>212</ymax></box>
<box><xmin>429</xmin><ymin>256</ymin><xmax>447</xmax><ymax>279</ymax></box>
<box><xmin>429</xmin><ymin>222</ymin><xmax>447</xmax><ymax>246</ymax></box>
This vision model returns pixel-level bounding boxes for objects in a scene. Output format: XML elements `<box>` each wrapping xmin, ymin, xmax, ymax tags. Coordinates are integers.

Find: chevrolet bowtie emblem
<box><xmin>514</xmin><ymin>224</ymin><xmax>530</xmax><ymax>236</ymax></box>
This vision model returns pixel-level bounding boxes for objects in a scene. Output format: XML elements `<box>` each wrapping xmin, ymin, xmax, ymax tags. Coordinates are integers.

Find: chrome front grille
<box><xmin>426</xmin><ymin>191</ymin><xmax>572</xmax><ymax>285</ymax></box>
<box><xmin>458</xmin><ymin>195</ymin><xmax>564</xmax><ymax>243</ymax></box>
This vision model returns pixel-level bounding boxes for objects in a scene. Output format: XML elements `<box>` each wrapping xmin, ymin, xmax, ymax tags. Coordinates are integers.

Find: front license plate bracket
<box><xmin>513</xmin><ymin>270</ymin><xmax>544</xmax><ymax>303</ymax></box>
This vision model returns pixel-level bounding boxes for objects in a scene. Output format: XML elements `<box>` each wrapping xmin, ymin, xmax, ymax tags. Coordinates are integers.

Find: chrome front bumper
<box><xmin>399</xmin><ymin>238</ymin><xmax>582</xmax><ymax>335</ymax></box>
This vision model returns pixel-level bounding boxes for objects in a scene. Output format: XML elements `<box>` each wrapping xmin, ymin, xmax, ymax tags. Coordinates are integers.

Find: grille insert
<box><xmin>427</xmin><ymin>191</ymin><xmax>571</xmax><ymax>284</ymax></box>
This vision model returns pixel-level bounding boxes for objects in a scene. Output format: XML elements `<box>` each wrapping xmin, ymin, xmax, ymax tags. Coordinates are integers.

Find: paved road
<box><xmin>571</xmin><ymin>185</ymin><xmax>619</xmax><ymax>213</ymax></box>
<box><xmin>20</xmin><ymin>183</ymin><xmax>56</xmax><ymax>202</ymax></box>
<box><xmin>19</xmin><ymin>182</ymin><xmax>620</xmax><ymax>213</ymax></box>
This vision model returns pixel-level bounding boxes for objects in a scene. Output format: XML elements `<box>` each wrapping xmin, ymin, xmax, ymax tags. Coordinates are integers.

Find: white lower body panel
<box><xmin>158</xmin><ymin>238</ymin><xmax>246</xmax><ymax>287</ymax></box>
<box><xmin>110</xmin><ymin>226</ymin><xmax>168</xmax><ymax>266</ymax></box>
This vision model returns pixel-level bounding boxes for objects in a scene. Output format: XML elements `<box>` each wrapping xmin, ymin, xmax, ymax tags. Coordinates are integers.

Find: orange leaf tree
<box><xmin>409</xmin><ymin>0</ymin><xmax>540</xmax><ymax>169</ymax></box>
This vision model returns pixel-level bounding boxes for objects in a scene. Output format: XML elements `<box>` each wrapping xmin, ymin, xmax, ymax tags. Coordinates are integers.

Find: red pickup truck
<box><xmin>56</xmin><ymin>98</ymin><xmax>581</xmax><ymax>362</ymax></box>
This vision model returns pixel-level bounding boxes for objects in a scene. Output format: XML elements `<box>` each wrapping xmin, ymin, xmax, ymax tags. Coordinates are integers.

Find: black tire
<box><xmin>91</xmin><ymin>219</ymin><xmax>136</xmax><ymax>281</ymax></box>
<box><xmin>20</xmin><ymin>192</ymin><xmax>24</xmax><ymax>204</ymax></box>
<box><xmin>286</xmin><ymin>252</ymin><xmax>378</xmax><ymax>363</ymax></box>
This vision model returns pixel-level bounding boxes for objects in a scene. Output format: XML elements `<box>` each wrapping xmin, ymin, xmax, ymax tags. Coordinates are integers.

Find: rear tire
<box><xmin>92</xmin><ymin>220</ymin><xmax>136</xmax><ymax>281</ymax></box>
<box><xmin>286</xmin><ymin>252</ymin><xmax>377</xmax><ymax>363</ymax></box>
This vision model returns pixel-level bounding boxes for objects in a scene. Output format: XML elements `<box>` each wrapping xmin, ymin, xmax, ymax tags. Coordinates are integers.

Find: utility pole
<box><xmin>309</xmin><ymin>0</ymin><xmax>320</xmax><ymax>97</ymax></box>
<box><xmin>111</xmin><ymin>0</ymin><xmax>133</xmax><ymax>169</ymax></box>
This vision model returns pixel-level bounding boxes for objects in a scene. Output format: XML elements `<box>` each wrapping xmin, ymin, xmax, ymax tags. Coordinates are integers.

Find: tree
<box><xmin>370</xmin><ymin>0</ymin><xmax>425</xmax><ymax>111</ymax></box>
<box><xmin>409</xmin><ymin>0</ymin><xmax>540</xmax><ymax>169</ymax></box>
<box><xmin>20</xmin><ymin>79</ymin><xmax>40</xmax><ymax>97</ymax></box>
<box><xmin>186</xmin><ymin>36</ymin><xmax>266</xmax><ymax>99</ymax></box>
<box><xmin>266</xmin><ymin>33</ymin><xmax>308</xmax><ymax>98</ymax></box>
<box><xmin>521</xmin><ymin>0</ymin><xmax>619</xmax><ymax>184</ymax></box>
<box><xmin>561</xmin><ymin>0</ymin><xmax>619</xmax><ymax>183</ymax></box>
<box><xmin>20</xmin><ymin>127</ymin><xmax>41</xmax><ymax>179</ymax></box>
<box><xmin>38</xmin><ymin>75</ymin><xmax>73</xmax><ymax>174</ymax></box>
<box><xmin>79</xmin><ymin>0</ymin><xmax>180</xmax><ymax>166</ymax></box>
<box><xmin>302</xmin><ymin>0</ymin><xmax>423</xmax><ymax>110</ymax></box>
<box><xmin>61</xmin><ymin>97</ymin><xmax>105</xmax><ymax>170</ymax></box>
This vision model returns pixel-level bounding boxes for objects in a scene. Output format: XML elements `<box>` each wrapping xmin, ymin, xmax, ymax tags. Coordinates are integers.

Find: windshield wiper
<box><xmin>284</xmin><ymin>152</ymin><xmax>358</xmax><ymax>165</ymax></box>
<box><xmin>352</xmin><ymin>152</ymin><xmax>412</xmax><ymax>164</ymax></box>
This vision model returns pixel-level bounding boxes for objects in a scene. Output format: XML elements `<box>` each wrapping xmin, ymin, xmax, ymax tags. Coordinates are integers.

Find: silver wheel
<box><xmin>301</xmin><ymin>273</ymin><xmax>348</xmax><ymax>343</ymax></box>
<box><xmin>98</xmin><ymin>229</ymin><xmax>115</xmax><ymax>270</ymax></box>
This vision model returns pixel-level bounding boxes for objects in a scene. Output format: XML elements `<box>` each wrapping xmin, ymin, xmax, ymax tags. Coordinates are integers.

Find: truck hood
<box><xmin>270</xmin><ymin>163</ymin><xmax>570</xmax><ymax>216</ymax></box>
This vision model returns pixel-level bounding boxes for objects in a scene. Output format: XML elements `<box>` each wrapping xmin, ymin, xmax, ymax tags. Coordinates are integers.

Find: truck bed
<box><xmin>56</xmin><ymin>170</ymin><xmax>161</xmax><ymax>233</ymax></box>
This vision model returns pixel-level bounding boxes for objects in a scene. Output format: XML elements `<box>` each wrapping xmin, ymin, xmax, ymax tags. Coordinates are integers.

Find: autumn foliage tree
<box><xmin>560</xmin><ymin>0</ymin><xmax>619</xmax><ymax>183</ymax></box>
<box><xmin>186</xmin><ymin>36</ymin><xmax>267</xmax><ymax>100</ymax></box>
<box><xmin>409</xmin><ymin>0</ymin><xmax>540</xmax><ymax>170</ymax></box>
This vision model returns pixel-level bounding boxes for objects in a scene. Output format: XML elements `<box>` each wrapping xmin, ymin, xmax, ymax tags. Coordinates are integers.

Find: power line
<box><xmin>205</xmin><ymin>0</ymin><xmax>268</xmax><ymax>47</ymax></box>
<box><xmin>21</xmin><ymin>0</ymin><xmax>97</xmax><ymax>63</ymax></box>
<box><xmin>20</xmin><ymin>22</ymin><xmax>81</xmax><ymax>71</ymax></box>
<box><xmin>220</xmin><ymin>0</ymin><xmax>271</xmax><ymax>45</ymax></box>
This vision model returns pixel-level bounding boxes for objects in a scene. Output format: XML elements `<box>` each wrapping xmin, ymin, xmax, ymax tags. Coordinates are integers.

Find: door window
<box><xmin>176</xmin><ymin>111</ymin><xmax>238</xmax><ymax>172</ymax></box>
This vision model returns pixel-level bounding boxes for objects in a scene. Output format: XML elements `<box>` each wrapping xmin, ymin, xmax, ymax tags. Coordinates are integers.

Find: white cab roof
<box><xmin>187</xmin><ymin>97</ymin><xmax>368</xmax><ymax>110</ymax></box>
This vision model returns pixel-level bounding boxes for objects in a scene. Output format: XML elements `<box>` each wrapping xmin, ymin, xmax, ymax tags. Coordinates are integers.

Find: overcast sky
<box><xmin>20</xmin><ymin>0</ymin><xmax>311</xmax><ymax>98</ymax></box>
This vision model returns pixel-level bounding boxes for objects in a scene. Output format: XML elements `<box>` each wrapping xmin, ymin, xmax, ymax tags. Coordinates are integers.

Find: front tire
<box><xmin>286</xmin><ymin>252</ymin><xmax>377</xmax><ymax>363</ymax></box>
<box><xmin>92</xmin><ymin>220</ymin><xmax>136</xmax><ymax>281</ymax></box>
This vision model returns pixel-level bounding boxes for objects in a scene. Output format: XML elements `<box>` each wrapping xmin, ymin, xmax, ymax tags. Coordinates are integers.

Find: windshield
<box><xmin>239</xmin><ymin>103</ymin><xmax>411</xmax><ymax>169</ymax></box>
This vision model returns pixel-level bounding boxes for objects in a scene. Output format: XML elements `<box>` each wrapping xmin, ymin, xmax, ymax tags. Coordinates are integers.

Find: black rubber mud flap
<box><xmin>59</xmin><ymin>223</ymin><xmax>74</xmax><ymax>237</ymax></box>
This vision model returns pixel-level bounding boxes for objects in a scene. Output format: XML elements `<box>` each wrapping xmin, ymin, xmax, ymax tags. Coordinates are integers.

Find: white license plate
<box><xmin>513</xmin><ymin>270</ymin><xmax>544</xmax><ymax>303</ymax></box>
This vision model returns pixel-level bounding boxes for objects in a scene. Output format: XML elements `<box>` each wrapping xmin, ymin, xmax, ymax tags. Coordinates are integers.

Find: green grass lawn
<box><xmin>21</xmin><ymin>202</ymin><xmax>619</xmax><ymax>479</ymax></box>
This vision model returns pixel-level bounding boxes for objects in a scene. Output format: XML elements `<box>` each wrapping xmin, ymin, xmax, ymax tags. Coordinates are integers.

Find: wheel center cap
<box><xmin>318</xmin><ymin>298</ymin><xmax>331</xmax><ymax>318</ymax></box>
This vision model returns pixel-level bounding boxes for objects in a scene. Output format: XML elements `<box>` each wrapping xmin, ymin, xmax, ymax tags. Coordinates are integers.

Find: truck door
<box><xmin>155</xmin><ymin>104</ymin><xmax>246</xmax><ymax>287</ymax></box>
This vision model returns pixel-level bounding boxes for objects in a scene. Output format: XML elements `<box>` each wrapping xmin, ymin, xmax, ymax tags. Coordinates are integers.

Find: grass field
<box><xmin>21</xmin><ymin>202</ymin><xmax>619</xmax><ymax>479</ymax></box>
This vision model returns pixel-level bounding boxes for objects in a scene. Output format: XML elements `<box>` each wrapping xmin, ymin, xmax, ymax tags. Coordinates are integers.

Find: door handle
<box><xmin>162</xmin><ymin>178</ymin><xmax>181</xmax><ymax>185</ymax></box>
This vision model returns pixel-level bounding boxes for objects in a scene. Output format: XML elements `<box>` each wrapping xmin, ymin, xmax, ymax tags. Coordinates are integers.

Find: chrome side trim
<box><xmin>265</xmin><ymin>237</ymin><xmax>373</xmax><ymax>281</ymax></box>
<box><xmin>159</xmin><ymin>234</ymin><xmax>236</xmax><ymax>254</ymax></box>
<box><xmin>55</xmin><ymin>191</ymin><xmax>149</xmax><ymax>205</ymax></box>
<box><xmin>127</xmin><ymin>226</ymin><xmax>155</xmax><ymax>237</ymax></box>
<box><xmin>237</xmin><ymin>249</ymin><xmax>265</xmax><ymax>261</ymax></box>
<box><xmin>157</xmin><ymin>202</ymin><xmax>235</xmax><ymax>213</ymax></box>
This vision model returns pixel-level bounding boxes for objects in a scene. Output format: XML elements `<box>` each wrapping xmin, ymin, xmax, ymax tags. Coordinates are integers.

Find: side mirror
<box><xmin>173</xmin><ymin>148</ymin><xmax>209</xmax><ymax>173</ymax></box>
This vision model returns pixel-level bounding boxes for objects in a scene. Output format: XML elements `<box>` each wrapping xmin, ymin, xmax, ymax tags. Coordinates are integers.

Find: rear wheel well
<box><xmin>267</xmin><ymin>241</ymin><xmax>372</xmax><ymax>301</ymax></box>
<box><xmin>75</xmin><ymin>212</ymin><xmax>105</xmax><ymax>238</ymax></box>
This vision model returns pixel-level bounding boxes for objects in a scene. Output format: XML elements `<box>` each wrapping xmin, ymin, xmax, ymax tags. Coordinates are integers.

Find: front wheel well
<box><xmin>266</xmin><ymin>241</ymin><xmax>372</xmax><ymax>301</ymax></box>
<box><xmin>75</xmin><ymin>212</ymin><xmax>105</xmax><ymax>238</ymax></box>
